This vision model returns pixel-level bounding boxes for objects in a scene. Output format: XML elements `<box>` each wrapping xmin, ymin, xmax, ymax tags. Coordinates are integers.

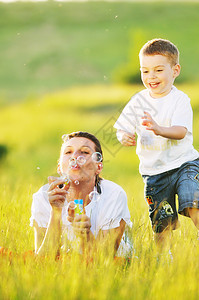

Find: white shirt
<box><xmin>114</xmin><ymin>86</ymin><xmax>199</xmax><ymax>175</ymax></box>
<box><xmin>30</xmin><ymin>179</ymin><xmax>133</xmax><ymax>255</ymax></box>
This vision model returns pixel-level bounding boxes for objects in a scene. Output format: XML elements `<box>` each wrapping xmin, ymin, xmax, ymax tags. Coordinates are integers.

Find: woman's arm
<box><xmin>71</xmin><ymin>215</ymin><xmax>126</xmax><ymax>257</ymax></box>
<box><xmin>97</xmin><ymin>219</ymin><xmax>126</xmax><ymax>256</ymax></box>
<box><xmin>33</xmin><ymin>221</ymin><xmax>46</xmax><ymax>253</ymax></box>
<box><xmin>36</xmin><ymin>208</ymin><xmax>62</xmax><ymax>257</ymax></box>
<box><xmin>35</xmin><ymin>177</ymin><xmax>69</xmax><ymax>257</ymax></box>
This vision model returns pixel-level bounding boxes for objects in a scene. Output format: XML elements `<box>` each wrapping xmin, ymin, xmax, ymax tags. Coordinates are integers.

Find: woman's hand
<box><xmin>68</xmin><ymin>212</ymin><xmax>91</xmax><ymax>237</ymax></box>
<box><xmin>48</xmin><ymin>176</ymin><xmax>70</xmax><ymax>210</ymax></box>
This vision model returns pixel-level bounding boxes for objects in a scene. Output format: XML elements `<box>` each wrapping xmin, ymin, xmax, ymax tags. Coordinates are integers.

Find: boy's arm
<box><xmin>116</xmin><ymin>130</ymin><xmax>136</xmax><ymax>146</ymax></box>
<box><xmin>142</xmin><ymin>112</ymin><xmax>187</xmax><ymax>140</ymax></box>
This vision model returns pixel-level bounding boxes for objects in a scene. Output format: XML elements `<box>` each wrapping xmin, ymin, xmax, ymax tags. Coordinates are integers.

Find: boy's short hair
<box><xmin>139</xmin><ymin>38</ymin><xmax>179</xmax><ymax>66</ymax></box>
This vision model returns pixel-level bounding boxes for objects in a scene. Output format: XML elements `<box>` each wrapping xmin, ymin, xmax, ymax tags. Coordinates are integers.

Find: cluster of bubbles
<box><xmin>68</xmin><ymin>151</ymin><xmax>102</xmax><ymax>169</ymax></box>
<box><xmin>60</xmin><ymin>152</ymin><xmax>103</xmax><ymax>187</ymax></box>
<box><xmin>60</xmin><ymin>180</ymin><xmax>101</xmax><ymax>203</ymax></box>
<box><xmin>69</xmin><ymin>156</ymin><xmax>86</xmax><ymax>168</ymax></box>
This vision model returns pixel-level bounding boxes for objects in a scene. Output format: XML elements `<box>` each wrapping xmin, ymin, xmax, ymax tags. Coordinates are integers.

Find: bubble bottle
<box><xmin>74</xmin><ymin>199</ymin><xmax>84</xmax><ymax>215</ymax></box>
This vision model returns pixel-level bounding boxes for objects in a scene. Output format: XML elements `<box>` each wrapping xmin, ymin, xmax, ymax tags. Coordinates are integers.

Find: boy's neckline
<box><xmin>147</xmin><ymin>85</ymin><xmax>176</xmax><ymax>100</ymax></box>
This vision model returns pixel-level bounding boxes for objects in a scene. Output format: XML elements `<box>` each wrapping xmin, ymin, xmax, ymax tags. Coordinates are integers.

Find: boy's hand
<box><xmin>142</xmin><ymin>111</ymin><xmax>161</xmax><ymax>135</ymax></box>
<box><xmin>142</xmin><ymin>111</ymin><xmax>187</xmax><ymax>139</ymax></box>
<box><xmin>121</xmin><ymin>132</ymin><xmax>136</xmax><ymax>146</ymax></box>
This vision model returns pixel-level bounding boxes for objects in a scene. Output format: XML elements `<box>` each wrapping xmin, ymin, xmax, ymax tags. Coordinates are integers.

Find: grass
<box><xmin>0</xmin><ymin>83</ymin><xmax>199</xmax><ymax>299</ymax></box>
<box><xmin>0</xmin><ymin>1</ymin><xmax>199</xmax><ymax>101</ymax></box>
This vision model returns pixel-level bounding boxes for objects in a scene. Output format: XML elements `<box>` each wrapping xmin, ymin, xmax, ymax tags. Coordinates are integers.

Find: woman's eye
<box><xmin>81</xmin><ymin>151</ymin><xmax>89</xmax><ymax>154</ymax></box>
<box><xmin>157</xmin><ymin>69</ymin><xmax>163</xmax><ymax>72</ymax></box>
<box><xmin>64</xmin><ymin>151</ymin><xmax>72</xmax><ymax>155</ymax></box>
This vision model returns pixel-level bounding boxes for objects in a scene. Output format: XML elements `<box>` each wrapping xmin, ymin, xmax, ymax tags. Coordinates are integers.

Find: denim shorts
<box><xmin>142</xmin><ymin>158</ymin><xmax>199</xmax><ymax>233</ymax></box>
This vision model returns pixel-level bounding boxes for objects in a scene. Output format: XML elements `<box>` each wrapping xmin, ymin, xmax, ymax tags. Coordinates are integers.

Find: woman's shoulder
<box><xmin>33</xmin><ymin>183</ymin><xmax>49</xmax><ymax>195</ymax></box>
<box><xmin>30</xmin><ymin>184</ymin><xmax>51</xmax><ymax>228</ymax></box>
<box><xmin>32</xmin><ymin>183</ymin><xmax>50</xmax><ymax>204</ymax></box>
<box><xmin>100</xmin><ymin>179</ymin><xmax>127</xmax><ymax>196</ymax></box>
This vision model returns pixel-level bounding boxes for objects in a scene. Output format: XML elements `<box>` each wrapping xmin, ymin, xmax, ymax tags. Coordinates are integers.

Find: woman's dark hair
<box><xmin>62</xmin><ymin>131</ymin><xmax>103</xmax><ymax>193</ymax></box>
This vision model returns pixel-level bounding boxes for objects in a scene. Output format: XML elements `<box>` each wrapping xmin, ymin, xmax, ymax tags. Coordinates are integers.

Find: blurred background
<box><xmin>1</xmin><ymin>0</ymin><xmax>199</xmax><ymax>101</ymax></box>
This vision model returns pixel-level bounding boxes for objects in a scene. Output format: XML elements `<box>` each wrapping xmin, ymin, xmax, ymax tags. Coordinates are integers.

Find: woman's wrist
<box><xmin>51</xmin><ymin>207</ymin><xmax>62</xmax><ymax>219</ymax></box>
<box><xmin>87</xmin><ymin>230</ymin><xmax>94</xmax><ymax>242</ymax></box>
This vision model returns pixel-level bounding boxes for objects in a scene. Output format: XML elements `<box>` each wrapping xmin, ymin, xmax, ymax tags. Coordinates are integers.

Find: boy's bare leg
<box><xmin>154</xmin><ymin>227</ymin><xmax>172</xmax><ymax>250</ymax></box>
<box><xmin>188</xmin><ymin>208</ymin><xmax>199</xmax><ymax>229</ymax></box>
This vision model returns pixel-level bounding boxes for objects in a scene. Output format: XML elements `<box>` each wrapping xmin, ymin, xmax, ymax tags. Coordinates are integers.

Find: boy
<box><xmin>114</xmin><ymin>38</ymin><xmax>199</xmax><ymax>246</ymax></box>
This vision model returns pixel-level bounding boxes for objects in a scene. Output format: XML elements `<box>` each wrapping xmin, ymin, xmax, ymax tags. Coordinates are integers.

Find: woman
<box><xmin>30</xmin><ymin>131</ymin><xmax>132</xmax><ymax>258</ymax></box>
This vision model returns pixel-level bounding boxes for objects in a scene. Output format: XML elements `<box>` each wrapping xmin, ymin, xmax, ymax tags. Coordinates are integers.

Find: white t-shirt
<box><xmin>30</xmin><ymin>179</ymin><xmax>132</xmax><ymax>255</ymax></box>
<box><xmin>114</xmin><ymin>86</ymin><xmax>199</xmax><ymax>175</ymax></box>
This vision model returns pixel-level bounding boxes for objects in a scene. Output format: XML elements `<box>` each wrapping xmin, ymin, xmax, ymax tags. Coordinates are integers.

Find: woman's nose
<box><xmin>71</xmin><ymin>151</ymin><xmax>79</xmax><ymax>159</ymax></box>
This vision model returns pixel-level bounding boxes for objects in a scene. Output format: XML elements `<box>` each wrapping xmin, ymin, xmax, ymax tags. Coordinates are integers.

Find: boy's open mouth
<box><xmin>149</xmin><ymin>82</ymin><xmax>160</xmax><ymax>88</ymax></box>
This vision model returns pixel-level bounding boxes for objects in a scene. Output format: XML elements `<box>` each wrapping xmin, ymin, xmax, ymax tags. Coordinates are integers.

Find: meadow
<box><xmin>0</xmin><ymin>1</ymin><xmax>199</xmax><ymax>101</ymax></box>
<box><xmin>0</xmin><ymin>1</ymin><xmax>199</xmax><ymax>299</ymax></box>
<box><xmin>0</xmin><ymin>82</ymin><xmax>199</xmax><ymax>299</ymax></box>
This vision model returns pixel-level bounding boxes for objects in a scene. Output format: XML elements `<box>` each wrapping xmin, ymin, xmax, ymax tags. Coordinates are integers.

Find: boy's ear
<box><xmin>173</xmin><ymin>64</ymin><xmax>181</xmax><ymax>78</ymax></box>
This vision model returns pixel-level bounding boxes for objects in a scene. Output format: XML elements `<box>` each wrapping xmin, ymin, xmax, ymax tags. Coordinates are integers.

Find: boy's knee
<box><xmin>153</xmin><ymin>217</ymin><xmax>174</xmax><ymax>233</ymax></box>
<box><xmin>151</xmin><ymin>201</ymin><xmax>175</xmax><ymax>233</ymax></box>
<box><xmin>188</xmin><ymin>207</ymin><xmax>199</xmax><ymax>227</ymax></box>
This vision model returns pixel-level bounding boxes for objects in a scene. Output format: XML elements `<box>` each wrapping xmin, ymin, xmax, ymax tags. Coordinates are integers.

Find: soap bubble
<box><xmin>92</xmin><ymin>152</ymin><xmax>102</xmax><ymax>163</ymax></box>
<box><xmin>62</xmin><ymin>175</ymin><xmax>70</xmax><ymax>185</ymax></box>
<box><xmin>59</xmin><ymin>174</ymin><xmax>70</xmax><ymax>189</ymax></box>
<box><xmin>89</xmin><ymin>191</ymin><xmax>100</xmax><ymax>202</ymax></box>
<box><xmin>69</xmin><ymin>158</ymin><xmax>77</xmax><ymax>168</ymax></box>
<box><xmin>193</xmin><ymin>191</ymin><xmax>199</xmax><ymax>208</ymax></box>
<box><xmin>74</xmin><ymin>180</ymin><xmax>79</xmax><ymax>185</ymax></box>
<box><xmin>77</xmin><ymin>156</ymin><xmax>86</xmax><ymax>166</ymax></box>
<box><xmin>62</xmin><ymin>134</ymin><xmax>68</xmax><ymax>141</ymax></box>
<box><xmin>69</xmin><ymin>156</ymin><xmax>86</xmax><ymax>168</ymax></box>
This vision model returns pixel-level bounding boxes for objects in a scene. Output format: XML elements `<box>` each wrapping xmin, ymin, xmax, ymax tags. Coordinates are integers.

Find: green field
<box><xmin>1</xmin><ymin>82</ymin><xmax>199</xmax><ymax>299</ymax></box>
<box><xmin>0</xmin><ymin>1</ymin><xmax>199</xmax><ymax>300</ymax></box>
<box><xmin>0</xmin><ymin>1</ymin><xmax>199</xmax><ymax>101</ymax></box>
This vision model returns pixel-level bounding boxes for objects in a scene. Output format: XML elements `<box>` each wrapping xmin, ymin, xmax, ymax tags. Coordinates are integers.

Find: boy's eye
<box><xmin>157</xmin><ymin>69</ymin><xmax>163</xmax><ymax>72</ymax></box>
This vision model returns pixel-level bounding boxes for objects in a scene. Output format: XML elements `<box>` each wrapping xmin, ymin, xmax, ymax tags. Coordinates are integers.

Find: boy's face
<box><xmin>140</xmin><ymin>54</ymin><xmax>180</xmax><ymax>98</ymax></box>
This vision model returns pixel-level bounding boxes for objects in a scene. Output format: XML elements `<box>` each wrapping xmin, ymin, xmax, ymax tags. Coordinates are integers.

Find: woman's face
<box><xmin>59</xmin><ymin>137</ymin><xmax>102</xmax><ymax>184</ymax></box>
